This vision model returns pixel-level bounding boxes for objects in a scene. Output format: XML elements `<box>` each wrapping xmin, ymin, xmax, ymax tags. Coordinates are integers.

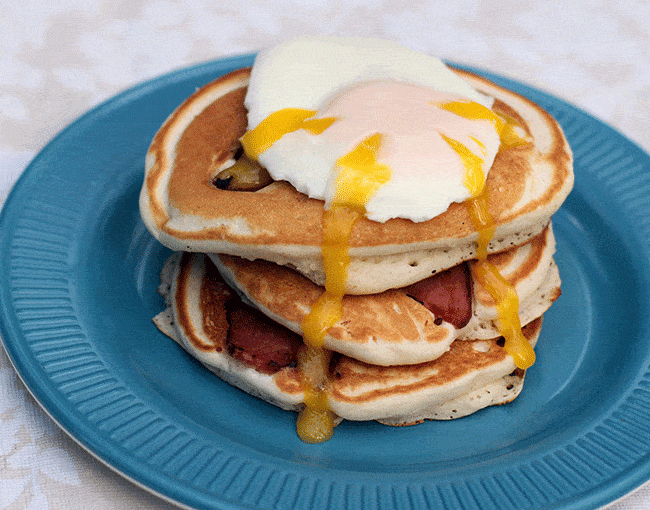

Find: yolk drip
<box><xmin>437</xmin><ymin>100</ymin><xmax>502</xmax><ymax>130</ymax></box>
<box><xmin>241</xmin><ymin>108</ymin><xmax>336</xmax><ymax>160</ymax></box>
<box><xmin>438</xmin><ymin>100</ymin><xmax>530</xmax><ymax>150</ymax></box>
<box><xmin>239</xmin><ymin>109</ymin><xmax>342</xmax><ymax>443</ymax></box>
<box><xmin>241</xmin><ymin>114</ymin><xmax>391</xmax><ymax>442</ymax></box>
<box><xmin>298</xmin><ymin>133</ymin><xmax>391</xmax><ymax>443</ymax></box>
<box><xmin>440</xmin><ymin>133</ymin><xmax>486</xmax><ymax>197</ymax></box>
<box><xmin>466</xmin><ymin>191</ymin><xmax>495</xmax><ymax>260</ymax></box>
<box><xmin>440</xmin><ymin>100</ymin><xmax>535</xmax><ymax>370</ymax></box>
<box><xmin>301</xmin><ymin>134</ymin><xmax>391</xmax><ymax>351</ymax></box>
<box><xmin>465</xmin><ymin>190</ymin><xmax>535</xmax><ymax>369</ymax></box>
<box><xmin>295</xmin><ymin>344</ymin><xmax>334</xmax><ymax>443</ymax></box>
<box><xmin>473</xmin><ymin>261</ymin><xmax>536</xmax><ymax>369</ymax></box>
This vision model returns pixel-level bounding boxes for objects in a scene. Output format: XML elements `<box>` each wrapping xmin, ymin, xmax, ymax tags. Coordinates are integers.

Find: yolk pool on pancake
<box><xmin>240</xmin><ymin>92</ymin><xmax>534</xmax><ymax>443</ymax></box>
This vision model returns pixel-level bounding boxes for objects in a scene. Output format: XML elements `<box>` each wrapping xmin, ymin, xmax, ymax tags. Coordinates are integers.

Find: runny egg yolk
<box><xmin>298</xmin><ymin>134</ymin><xmax>392</xmax><ymax>307</ymax></box>
<box><xmin>299</xmin><ymin>133</ymin><xmax>390</xmax><ymax>443</ymax></box>
<box><xmin>438</xmin><ymin>100</ymin><xmax>535</xmax><ymax>369</ymax></box>
<box><xmin>241</xmin><ymin>108</ymin><xmax>336</xmax><ymax>160</ymax></box>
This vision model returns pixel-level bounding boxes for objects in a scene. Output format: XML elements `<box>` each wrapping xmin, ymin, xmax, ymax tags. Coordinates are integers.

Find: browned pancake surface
<box><xmin>163</xmin><ymin>252</ymin><xmax>545</xmax><ymax>421</ymax></box>
<box><xmin>145</xmin><ymin>68</ymin><xmax>572</xmax><ymax>248</ymax></box>
<box><xmin>215</xmin><ymin>226</ymin><xmax>552</xmax><ymax>347</ymax></box>
<box><xmin>328</xmin><ymin>318</ymin><xmax>541</xmax><ymax>405</ymax></box>
<box><xmin>218</xmin><ymin>254</ymin><xmax>452</xmax><ymax>348</ymax></box>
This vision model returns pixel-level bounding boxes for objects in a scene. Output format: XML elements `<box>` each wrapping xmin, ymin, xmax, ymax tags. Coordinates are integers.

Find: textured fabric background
<box><xmin>1</xmin><ymin>1</ymin><xmax>649</xmax><ymax>508</ymax></box>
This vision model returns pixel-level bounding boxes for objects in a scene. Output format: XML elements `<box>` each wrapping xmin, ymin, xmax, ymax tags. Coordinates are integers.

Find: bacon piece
<box><xmin>199</xmin><ymin>259</ymin><xmax>232</xmax><ymax>351</ymax></box>
<box><xmin>405</xmin><ymin>263</ymin><xmax>472</xmax><ymax>329</ymax></box>
<box><xmin>226</xmin><ymin>304</ymin><xmax>302</xmax><ymax>374</ymax></box>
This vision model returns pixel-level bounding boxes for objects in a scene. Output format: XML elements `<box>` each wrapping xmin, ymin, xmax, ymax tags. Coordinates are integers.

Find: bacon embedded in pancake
<box><xmin>405</xmin><ymin>263</ymin><xmax>472</xmax><ymax>329</ymax></box>
<box><xmin>226</xmin><ymin>304</ymin><xmax>302</xmax><ymax>374</ymax></box>
<box><xmin>212</xmin><ymin>253</ymin><xmax>457</xmax><ymax>366</ymax></box>
<box><xmin>210</xmin><ymin>225</ymin><xmax>560</xmax><ymax>365</ymax></box>
<box><xmin>153</xmin><ymin>252</ymin><xmax>546</xmax><ymax>424</ymax></box>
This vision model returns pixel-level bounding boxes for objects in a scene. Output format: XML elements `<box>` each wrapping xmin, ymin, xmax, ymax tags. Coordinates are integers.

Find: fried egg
<box><xmin>243</xmin><ymin>36</ymin><xmax>502</xmax><ymax>223</ymax></box>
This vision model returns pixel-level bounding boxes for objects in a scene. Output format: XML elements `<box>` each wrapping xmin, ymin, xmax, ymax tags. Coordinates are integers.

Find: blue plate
<box><xmin>2</xmin><ymin>54</ymin><xmax>650</xmax><ymax>510</ymax></box>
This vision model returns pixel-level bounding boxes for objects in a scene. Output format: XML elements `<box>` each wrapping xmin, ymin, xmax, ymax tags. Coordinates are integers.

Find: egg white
<box><xmin>246</xmin><ymin>36</ymin><xmax>492</xmax><ymax>127</ymax></box>
<box><xmin>245</xmin><ymin>37</ymin><xmax>500</xmax><ymax>223</ymax></box>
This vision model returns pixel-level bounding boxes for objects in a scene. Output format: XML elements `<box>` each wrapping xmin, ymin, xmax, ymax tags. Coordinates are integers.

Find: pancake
<box><xmin>140</xmin><ymin>67</ymin><xmax>573</xmax><ymax>294</ymax></box>
<box><xmin>154</xmin><ymin>251</ymin><xmax>542</xmax><ymax>424</ymax></box>
<box><xmin>141</xmin><ymin>43</ymin><xmax>573</xmax><ymax>439</ymax></box>
<box><xmin>210</xmin><ymin>224</ymin><xmax>559</xmax><ymax>366</ymax></box>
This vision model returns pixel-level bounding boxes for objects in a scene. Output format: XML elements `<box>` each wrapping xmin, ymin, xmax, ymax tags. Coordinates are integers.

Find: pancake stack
<box><xmin>140</xmin><ymin>38</ymin><xmax>573</xmax><ymax>442</ymax></box>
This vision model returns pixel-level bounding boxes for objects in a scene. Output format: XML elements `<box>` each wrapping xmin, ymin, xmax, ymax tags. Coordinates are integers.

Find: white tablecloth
<box><xmin>1</xmin><ymin>1</ymin><xmax>649</xmax><ymax>508</ymax></box>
